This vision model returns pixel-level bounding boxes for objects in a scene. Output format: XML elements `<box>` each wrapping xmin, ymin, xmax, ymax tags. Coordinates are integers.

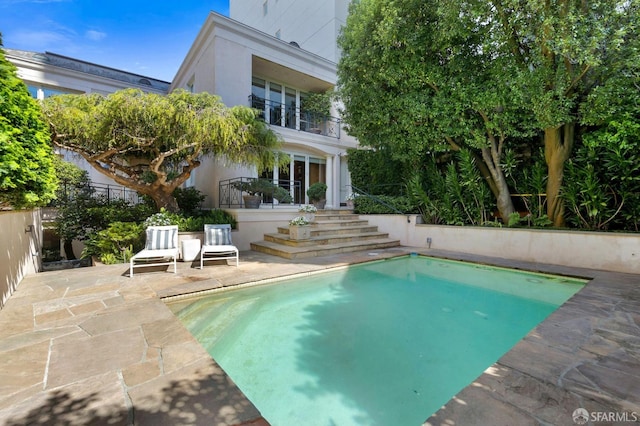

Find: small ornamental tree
<box><xmin>42</xmin><ymin>88</ymin><xmax>284</xmax><ymax>212</ymax></box>
<box><xmin>0</xmin><ymin>36</ymin><xmax>57</xmax><ymax>208</ymax></box>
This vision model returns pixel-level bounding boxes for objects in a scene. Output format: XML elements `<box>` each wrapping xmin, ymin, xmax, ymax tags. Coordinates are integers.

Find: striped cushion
<box><xmin>145</xmin><ymin>227</ymin><xmax>177</xmax><ymax>250</ymax></box>
<box><xmin>206</xmin><ymin>227</ymin><xmax>231</xmax><ymax>246</ymax></box>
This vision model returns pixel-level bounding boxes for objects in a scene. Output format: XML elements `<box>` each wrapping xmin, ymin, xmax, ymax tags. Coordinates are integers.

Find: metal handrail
<box><xmin>350</xmin><ymin>184</ymin><xmax>411</xmax><ymax>223</ymax></box>
<box><xmin>219</xmin><ymin>177</ymin><xmax>303</xmax><ymax>208</ymax></box>
<box><xmin>248</xmin><ymin>94</ymin><xmax>341</xmax><ymax>139</ymax></box>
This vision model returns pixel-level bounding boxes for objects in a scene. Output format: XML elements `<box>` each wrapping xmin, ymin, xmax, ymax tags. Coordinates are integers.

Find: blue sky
<box><xmin>0</xmin><ymin>0</ymin><xmax>229</xmax><ymax>82</ymax></box>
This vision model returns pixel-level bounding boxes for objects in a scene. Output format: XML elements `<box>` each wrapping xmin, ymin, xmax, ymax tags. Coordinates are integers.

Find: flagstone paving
<box><xmin>0</xmin><ymin>248</ymin><xmax>638</xmax><ymax>425</ymax></box>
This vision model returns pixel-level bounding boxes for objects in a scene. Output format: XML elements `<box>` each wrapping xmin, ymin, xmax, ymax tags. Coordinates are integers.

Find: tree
<box><xmin>42</xmin><ymin>89</ymin><xmax>283</xmax><ymax>211</ymax></box>
<box><xmin>467</xmin><ymin>0</ymin><xmax>639</xmax><ymax>226</ymax></box>
<box><xmin>337</xmin><ymin>0</ymin><xmax>535</xmax><ymax>221</ymax></box>
<box><xmin>0</xmin><ymin>36</ymin><xmax>57</xmax><ymax>208</ymax></box>
<box><xmin>338</xmin><ymin>0</ymin><xmax>638</xmax><ymax>226</ymax></box>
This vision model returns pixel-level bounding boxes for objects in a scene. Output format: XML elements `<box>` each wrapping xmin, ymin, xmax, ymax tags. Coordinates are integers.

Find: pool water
<box><xmin>168</xmin><ymin>256</ymin><xmax>585</xmax><ymax>426</ymax></box>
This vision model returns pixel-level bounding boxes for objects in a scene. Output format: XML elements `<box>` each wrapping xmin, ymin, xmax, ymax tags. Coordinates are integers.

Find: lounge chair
<box><xmin>200</xmin><ymin>224</ymin><xmax>239</xmax><ymax>269</ymax></box>
<box><xmin>130</xmin><ymin>225</ymin><xmax>179</xmax><ymax>277</ymax></box>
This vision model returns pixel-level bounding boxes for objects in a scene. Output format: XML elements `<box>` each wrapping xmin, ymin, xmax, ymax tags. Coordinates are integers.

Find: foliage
<box><xmin>289</xmin><ymin>216</ymin><xmax>310</xmax><ymax>226</ymax></box>
<box><xmin>173</xmin><ymin>187</ymin><xmax>205</xmax><ymax>215</ymax></box>
<box><xmin>82</xmin><ymin>222</ymin><xmax>144</xmax><ymax>264</ymax></box>
<box><xmin>406</xmin><ymin>152</ymin><xmax>492</xmax><ymax>225</ymax></box>
<box><xmin>337</xmin><ymin>0</ymin><xmax>538</xmax><ymax>220</ymax></box>
<box><xmin>338</xmin><ymin>0</ymin><xmax>640</xmax><ymax>227</ymax></box>
<box><xmin>233</xmin><ymin>178</ymin><xmax>276</xmax><ymax>196</ymax></box>
<box><xmin>353</xmin><ymin>194</ymin><xmax>415</xmax><ymax>215</ymax></box>
<box><xmin>302</xmin><ymin>91</ymin><xmax>333</xmax><ymax>117</ymax></box>
<box><xmin>298</xmin><ymin>205</ymin><xmax>317</xmax><ymax>213</ymax></box>
<box><xmin>42</xmin><ymin>88</ymin><xmax>284</xmax><ymax>211</ymax></box>
<box><xmin>563</xmin><ymin>137</ymin><xmax>639</xmax><ymax>231</ymax></box>
<box><xmin>273</xmin><ymin>186</ymin><xmax>293</xmax><ymax>203</ymax></box>
<box><xmin>306</xmin><ymin>182</ymin><xmax>327</xmax><ymax>202</ymax></box>
<box><xmin>0</xmin><ymin>40</ymin><xmax>57</xmax><ymax>208</ymax></box>
<box><xmin>143</xmin><ymin>208</ymin><xmax>236</xmax><ymax>232</ymax></box>
<box><xmin>346</xmin><ymin>148</ymin><xmax>406</xmax><ymax>195</ymax></box>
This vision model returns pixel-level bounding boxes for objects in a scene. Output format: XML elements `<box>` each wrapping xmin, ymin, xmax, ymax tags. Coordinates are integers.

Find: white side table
<box><xmin>181</xmin><ymin>239</ymin><xmax>201</xmax><ymax>262</ymax></box>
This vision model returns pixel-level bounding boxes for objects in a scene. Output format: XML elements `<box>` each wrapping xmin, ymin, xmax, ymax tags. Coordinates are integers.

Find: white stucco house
<box><xmin>171</xmin><ymin>12</ymin><xmax>357</xmax><ymax>209</ymax></box>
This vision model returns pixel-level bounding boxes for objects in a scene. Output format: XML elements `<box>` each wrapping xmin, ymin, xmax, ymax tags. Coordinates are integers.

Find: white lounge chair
<box><xmin>200</xmin><ymin>224</ymin><xmax>239</xmax><ymax>269</ymax></box>
<box><xmin>130</xmin><ymin>225</ymin><xmax>179</xmax><ymax>277</ymax></box>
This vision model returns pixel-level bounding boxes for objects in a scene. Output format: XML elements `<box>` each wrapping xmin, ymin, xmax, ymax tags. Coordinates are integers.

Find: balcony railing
<box><xmin>219</xmin><ymin>177</ymin><xmax>303</xmax><ymax>208</ymax></box>
<box><xmin>248</xmin><ymin>95</ymin><xmax>341</xmax><ymax>139</ymax></box>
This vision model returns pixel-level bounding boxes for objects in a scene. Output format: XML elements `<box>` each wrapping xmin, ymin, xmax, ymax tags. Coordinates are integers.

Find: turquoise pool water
<box><xmin>168</xmin><ymin>256</ymin><xmax>585</xmax><ymax>426</ymax></box>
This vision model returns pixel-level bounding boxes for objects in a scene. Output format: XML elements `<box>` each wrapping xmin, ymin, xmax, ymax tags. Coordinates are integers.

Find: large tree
<box><xmin>485</xmin><ymin>0</ymin><xmax>640</xmax><ymax>225</ymax></box>
<box><xmin>338</xmin><ymin>0</ymin><xmax>638</xmax><ymax>226</ymax></box>
<box><xmin>0</xmin><ymin>36</ymin><xmax>57</xmax><ymax>208</ymax></box>
<box><xmin>42</xmin><ymin>88</ymin><xmax>283</xmax><ymax>211</ymax></box>
<box><xmin>337</xmin><ymin>0</ymin><xmax>534</xmax><ymax>221</ymax></box>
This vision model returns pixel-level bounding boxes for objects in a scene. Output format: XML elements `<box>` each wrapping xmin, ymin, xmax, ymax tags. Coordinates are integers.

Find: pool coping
<box><xmin>0</xmin><ymin>247</ymin><xmax>638</xmax><ymax>425</ymax></box>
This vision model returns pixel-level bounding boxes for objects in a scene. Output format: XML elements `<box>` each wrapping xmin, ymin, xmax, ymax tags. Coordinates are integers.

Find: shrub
<box><xmin>82</xmin><ymin>222</ymin><xmax>144</xmax><ymax>263</ymax></box>
<box><xmin>306</xmin><ymin>182</ymin><xmax>327</xmax><ymax>202</ymax></box>
<box><xmin>353</xmin><ymin>195</ymin><xmax>416</xmax><ymax>214</ymax></box>
<box><xmin>174</xmin><ymin>187</ymin><xmax>205</xmax><ymax>215</ymax></box>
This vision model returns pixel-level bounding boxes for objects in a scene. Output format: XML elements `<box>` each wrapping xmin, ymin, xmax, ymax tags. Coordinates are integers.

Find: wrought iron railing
<box><xmin>219</xmin><ymin>177</ymin><xmax>303</xmax><ymax>208</ymax></box>
<box><xmin>51</xmin><ymin>181</ymin><xmax>143</xmax><ymax>206</ymax></box>
<box><xmin>248</xmin><ymin>95</ymin><xmax>341</xmax><ymax>139</ymax></box>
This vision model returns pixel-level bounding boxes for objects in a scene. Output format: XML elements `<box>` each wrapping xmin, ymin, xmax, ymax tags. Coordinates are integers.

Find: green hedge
<box><xmin>353</xmin><ymin>195</ymin><xmax>417</xmax><ymax>214</ymax></box>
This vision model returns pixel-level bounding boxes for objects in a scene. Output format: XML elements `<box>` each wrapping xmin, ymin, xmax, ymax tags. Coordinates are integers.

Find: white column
<box><xmin>326</xmin><ymin>155</ymin><xmax>334</xmax><ymax>208</ymax></box>
<box><xmin>334</xmin><ymin>154</ymin><xmax>341</xmax><ymax>206</ymax></box>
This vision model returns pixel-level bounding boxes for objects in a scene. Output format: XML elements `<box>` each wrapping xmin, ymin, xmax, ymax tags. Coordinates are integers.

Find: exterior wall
<box><xmin>230</xmin><ymin>0</ymin><xmax>349</xmax><ymax>62</ymax></box>
<box><xmin>227</xmin><ymin>208</ymin><xmax>299</xmax><ymax>251</ymax></box>
<box><xmin>173</xmin><ymin>12</ymin><xmax>359</xmax><ymax>208</ymax></box>
<box><xmin>0</xmin><ymin>209</ymin><xmax>42</xmax><ymax>310</ymax></box>
<box><xmin>365</xmin><ymin>215</ymin><xmax>640</xmax><ymax>274</ymax></box>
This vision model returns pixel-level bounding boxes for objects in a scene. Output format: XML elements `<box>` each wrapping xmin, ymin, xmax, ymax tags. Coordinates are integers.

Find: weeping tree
<box><xmin>337</xmin><ymin>0</ymin><xmax>535</xmax><ymax>221</ymax></box>
<box><xmin>42</xmin><ymin>88</ymin><xmax>283</xmax><ymax>212</ymax></box>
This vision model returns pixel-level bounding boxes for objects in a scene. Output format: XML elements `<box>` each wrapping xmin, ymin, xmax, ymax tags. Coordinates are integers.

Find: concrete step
<box><xmin>275</xmin><ymin>224</ymin><xmax>379</xmax><ymax>236</ymax></box>
<box><xmin>264</xmin><ymin>231</ymin><xmax>392</xmax><ymax>247</ymax></box>
<box><xmin>250</xmin><ymin>238</ymin><xmax>401</xmax><ymax>259</ymax></box>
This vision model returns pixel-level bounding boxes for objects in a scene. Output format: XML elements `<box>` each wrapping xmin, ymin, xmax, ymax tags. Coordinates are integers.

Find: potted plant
<box><xmin>289</xmin><ymin>215</ymin><xmax>311</xmax><ymax>240</ymax></box>
<box><xmin>346</xmin><ymin>193</ymin><xmax>357</xmax><ymax>209</ymax></box>
<box><xmin>233</xmin><ymin>179</ymin><xmax>275</xmax><ymax>208</ymax></box>
<box><xmin>307</xmin><ymin>182</ymin><xmax>327</xmax><ymax>209</ymax></box>
<box><xmin>302</xmin><ymin>91</ymin><xmax>332</xmax><ymax>133</ymax></box>
<box><xmin>299</xmin><ymin>204</ymin><xmax>317</xmax><ymax>221</ymax></box>
<box><xmin>273</xmin><ymin>186</ymin><xmax>293</xmax><ymax>204</ymax></box>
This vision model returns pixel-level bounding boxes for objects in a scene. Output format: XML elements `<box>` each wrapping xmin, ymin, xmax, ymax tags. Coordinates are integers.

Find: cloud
<box><xmin>85</xmin><ymin>30</ymin><xmax>106</xmax><ymax>42</ymax></box>
<box><xmin>11</xmin><ymin>29</ymin><xmax>70</xmax><ymax>47</ymax></box>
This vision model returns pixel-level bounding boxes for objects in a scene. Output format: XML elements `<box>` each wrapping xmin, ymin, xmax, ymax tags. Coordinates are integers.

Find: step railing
<box><xmin>349</xmin><ymin>184</ymin><xmax>411</xmax><ymax>223</ymax></box>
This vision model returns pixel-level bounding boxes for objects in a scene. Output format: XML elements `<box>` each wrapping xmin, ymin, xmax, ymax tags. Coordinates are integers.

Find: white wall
<box><xmin>365</xmin><ymin>215</ymin><xmax>640</xmax><ymax>274</ymax></box>
<box><xmin>1</xmin><ymin>209</ymin><xmax>42</xmax><ymax>310</ymax></box>
<box><xmin>230</xmin><ymin>0</ymin><xmax>349</xmax><ymax>62</ymax></box>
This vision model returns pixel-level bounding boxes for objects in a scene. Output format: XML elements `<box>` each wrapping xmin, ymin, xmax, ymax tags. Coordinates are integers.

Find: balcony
<box><xmin>248</xmin><ymin>95</ymin><xmax>341</xmax><ymax>139</ymax></box>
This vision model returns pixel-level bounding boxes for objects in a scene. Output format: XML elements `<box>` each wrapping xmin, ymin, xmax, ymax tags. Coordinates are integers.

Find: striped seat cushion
<box><xmin>206</xmin><ymin>227</ymin><xmax>232</xmax><ymax>246</ymax></box>
<box><xmin>145</xmin><ymin>227</ymin><xmax>177</xmax><ymax>250</ymax></box>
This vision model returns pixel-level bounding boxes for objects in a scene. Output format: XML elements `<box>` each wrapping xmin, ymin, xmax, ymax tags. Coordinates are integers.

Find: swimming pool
<box><xmin>168</xmin><ymin>256</ymin><xmax>586</xmax><ymax>425</ymax></box>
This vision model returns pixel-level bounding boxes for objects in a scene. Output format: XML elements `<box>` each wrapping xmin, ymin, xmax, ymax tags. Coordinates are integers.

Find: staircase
<box><xmin>250</xmin><ymin>209</ymin><xmax>400</xmax><ymax>259</ymax></box>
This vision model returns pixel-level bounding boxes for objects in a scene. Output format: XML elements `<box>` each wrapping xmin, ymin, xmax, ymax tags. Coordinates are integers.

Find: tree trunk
<box><xmin>544</xmin><ymin>124</ymin><xmax>575</xmax><ymax>227</ymax></box>
<box><xmin>480</xmin><ymin>147</ymin><xmax>515</xmax><ymax>222</ymax></box>
<box><xmin>148</xmin><ymin>189</ymin><xmax>180</xmax><ymax>212</ymax></box>
<box><xmin>63</xmin><ymin>239</ymin><xmax>76</xmax><ymax>260</ymax></box>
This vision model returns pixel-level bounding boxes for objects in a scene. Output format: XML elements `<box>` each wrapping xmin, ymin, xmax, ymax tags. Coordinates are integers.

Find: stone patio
<box><xmin>0</xmin><ymin>247</ymin><xmax>638</xmax><ymax>425</ymax></box>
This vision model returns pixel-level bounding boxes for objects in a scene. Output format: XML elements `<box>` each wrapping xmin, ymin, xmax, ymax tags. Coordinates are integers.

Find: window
<box><xmin>186</xmin><ymin>75</ymin><xmax>195</xmax><ymax>93</ymax></box>
<box><xmin>275</xmin><ymin>29</ymin><xmax>281</xmax><ymax>39</ymax></box>
<box><xmin>263</xmin><ymin>0</ymin><xmax>268</xmax><ymax>16</ymax></box>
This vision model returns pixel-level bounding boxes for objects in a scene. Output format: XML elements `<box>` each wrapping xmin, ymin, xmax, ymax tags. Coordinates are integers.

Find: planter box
<box><xmin>289</xmin><ymin>225</ymin><xmax>311</xmax><ymax>240</ymax></box>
